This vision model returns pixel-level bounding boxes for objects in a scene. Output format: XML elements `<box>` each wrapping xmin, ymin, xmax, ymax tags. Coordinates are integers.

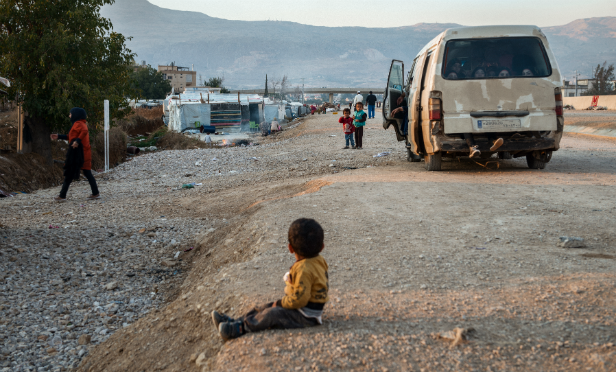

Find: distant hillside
<box><xmin>101</xmin><ymin>0</ymin><xmax>615</xmax><ymax>88</ymax></box>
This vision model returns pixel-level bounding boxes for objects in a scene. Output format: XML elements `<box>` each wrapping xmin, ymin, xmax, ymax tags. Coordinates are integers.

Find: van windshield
<box><xmin>442</xmin><ymin>37</ymin><xmax>551</xmax><ymax>80</ymax></box>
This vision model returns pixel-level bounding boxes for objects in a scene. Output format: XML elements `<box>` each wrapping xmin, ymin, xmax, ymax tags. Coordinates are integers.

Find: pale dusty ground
<box><xmin>4</xmin><ymin>111</ymin><xmax>616</xmax><ymax>371</ymax></box>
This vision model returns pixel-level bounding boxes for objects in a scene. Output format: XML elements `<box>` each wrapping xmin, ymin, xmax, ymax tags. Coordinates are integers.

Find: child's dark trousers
<box><xmin>240</xmin><ymin>302</ymin><xmax>320</xmax><ymax>333</ymax></box>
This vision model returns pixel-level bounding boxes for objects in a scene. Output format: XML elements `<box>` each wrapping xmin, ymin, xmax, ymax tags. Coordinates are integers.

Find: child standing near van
<box><xmin>212</xmin><ymin>218</ymin><xmax>329</xmax><ymax>341</ymax></box>
<box><xmin>353</xmin><ymin>102</ymin><xmax>367</xmax><ymax>149</ymax></box>
<box><xmin>339</xmin><ymin>108</ymin><xmax>355</xmax><ymax>149</ymax></box>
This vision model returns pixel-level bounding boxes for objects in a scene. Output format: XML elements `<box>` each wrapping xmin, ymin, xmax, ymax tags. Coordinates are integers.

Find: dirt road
<box><xmin>3</xmin><ymin>112</ymin><xmax>616</xmax><ymax>371</ymax></box>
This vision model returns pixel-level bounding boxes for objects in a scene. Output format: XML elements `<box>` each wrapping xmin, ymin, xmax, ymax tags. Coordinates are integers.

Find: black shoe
<box><xmin>219</xmin><ymin>321</ymin><xmax>244</xmax><ymax>341</ymax></box>
<box><xmin>211</xmin><ymin>311</ymin><xmax>235</xmax><ymax>330</ymax></box>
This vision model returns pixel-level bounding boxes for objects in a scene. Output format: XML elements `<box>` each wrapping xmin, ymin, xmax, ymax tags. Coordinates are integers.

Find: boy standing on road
<box><xmin>353</xmin><ymin>102</ymin><xmax>367</xmax><ymax>149</ymax></box>
<box><xmin>339</xmin><ymin>108</ymin><xmax>355</xmax><ymax>149</ymax></box>
<box><xmin>212</xmin><ymin>218</ymin><xmax>329</xmax><ymax>341</ymax></box>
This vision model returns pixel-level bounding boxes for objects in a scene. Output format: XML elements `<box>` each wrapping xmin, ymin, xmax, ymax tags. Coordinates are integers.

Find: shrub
<box><xmin>91</xmin><ymin>127</ymin><xmax>128</xmax><ymax>170</ymax></box>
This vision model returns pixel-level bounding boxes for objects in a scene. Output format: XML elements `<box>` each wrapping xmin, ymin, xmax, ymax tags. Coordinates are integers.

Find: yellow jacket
<box><xmin>281</xmin><ymin>256</ymin><xmax>329</xmax><ymax>310</ymax></box>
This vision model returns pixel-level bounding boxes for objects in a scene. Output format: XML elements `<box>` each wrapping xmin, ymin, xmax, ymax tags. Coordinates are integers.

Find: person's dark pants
<box><xmin>240</xmin><ymin>302</ymin><xmax>319</xmax><ymax>333</ymax></box>
<box><xmin>59</xmin><ymin>169</ymin><xmax>99</xmax><ymax>198</ymax></box>
<box><xmin>355</xmin><ymin>126</ymin><xmax>364</xmax><ymax>148</ymax></box>
<box><xmin>463</xmin><ymin>133</ymin><xmax>475</xmax><ymax>149</ymax></box>
<box><xmin>367</xmin><ymin>105</ymin><xmax>375</xmax><ymax>118</ymax></box>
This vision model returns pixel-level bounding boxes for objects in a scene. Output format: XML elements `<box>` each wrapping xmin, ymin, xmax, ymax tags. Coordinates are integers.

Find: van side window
<box><xmin>441</xmin><ymin>37</ymin><xmax>552</xmax><ymax>80</ymax></box>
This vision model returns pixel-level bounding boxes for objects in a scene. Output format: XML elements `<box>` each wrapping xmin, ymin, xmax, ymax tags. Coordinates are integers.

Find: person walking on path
<box><xmin>339</xmin><ymin>108</ymin><xmax>355</xmax><ymax>149</ymax></box>
<box><xmin>365</xmin><ymin>91</ymin><xmax>377</xmax><ymax>119</ymax></box>
<box><xmin>50</xmin><ymin>107</ymin><xmax>100</xmax><ymax>202</ymax></box>
<box><xmin>353</xmin><ymin>102</ymin><xmax>367</xmax><ymax>149</ymax></box>
<box><xmin>352</xmin><ymin>91</ymin><xmax>363</xmax><ymax>112</ymax></box>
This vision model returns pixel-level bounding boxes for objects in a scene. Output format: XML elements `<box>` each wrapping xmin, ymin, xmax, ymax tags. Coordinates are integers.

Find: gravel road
<box><xmin>2</xmin><ymin>112</ymin><xmax>616</xmax><ymax>371</ymax></box>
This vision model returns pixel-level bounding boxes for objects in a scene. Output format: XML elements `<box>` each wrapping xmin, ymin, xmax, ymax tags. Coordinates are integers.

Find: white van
<box><xmin>383</xmin><ymin>26</ymin><xmax>564</xmax><ymax>171</ymax></box>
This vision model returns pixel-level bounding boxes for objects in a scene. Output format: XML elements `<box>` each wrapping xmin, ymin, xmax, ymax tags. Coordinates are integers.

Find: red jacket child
<box><xmin>339</xmin><ymin>115</ymin><xmax>355</xmax><ymax>135</ymax></box>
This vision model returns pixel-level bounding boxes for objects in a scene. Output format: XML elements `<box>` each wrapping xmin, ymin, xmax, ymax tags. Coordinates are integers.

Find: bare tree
<box><xmin>269</xmin><ymin>75</ymin><xmax>281</xmax><ymax>100</ymax></box>
<box><xmin>198</xmin><ymin>74</ymin><xmax>204</xmax><ymax>86</ymax></box>
<box><xmin>280</xmin><ymin>75</ymin><xmax>288</xmax><ymax>100</ymax></box>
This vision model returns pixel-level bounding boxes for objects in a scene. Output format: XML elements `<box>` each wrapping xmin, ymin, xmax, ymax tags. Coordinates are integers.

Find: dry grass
<box><xmin>117</xmin><ymin>107</ymin><xmax>165</xmax><ymax>136</ymax></box>
<box><xmin>91</xmin><ymin>127</ymin><xmax>128</xmax><ymax>170</ymax></box>
<box><xmin>157</xmin><ymin>131</ymin><xmax>214</xmax><ymax>150</ymax></box>
<box><xmin>133</xmin><ymin>106</ymin><xmax>164</xmax><ymax>120</ymax></box>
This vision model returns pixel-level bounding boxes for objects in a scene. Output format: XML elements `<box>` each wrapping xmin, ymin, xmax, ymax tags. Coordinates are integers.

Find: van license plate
<box><xmin>475</xmin><ymin>119</ymin><xmax>522</xmax><ymax>130</ymax></box>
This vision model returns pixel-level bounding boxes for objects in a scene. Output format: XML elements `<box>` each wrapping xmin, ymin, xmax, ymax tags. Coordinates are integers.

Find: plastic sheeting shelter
<box><xmin>167</xmin><ymin>93</ymin><xmax>266</xmax><ymax>132</ymax></box>
<box><xmin>168</xmin><ymin>103</ymin><xmax>211</xmax><ymax>132</ymax></box>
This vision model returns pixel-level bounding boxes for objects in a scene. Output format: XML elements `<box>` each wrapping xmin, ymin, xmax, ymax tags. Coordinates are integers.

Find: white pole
<box><xmin>104</xmin><ymin>100</ymin><xmax>109</xmax><ymax>172</ymax></box>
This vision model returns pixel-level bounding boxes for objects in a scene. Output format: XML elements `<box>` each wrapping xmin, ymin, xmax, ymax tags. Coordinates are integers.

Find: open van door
<box><xmin>382</xmin><ymin>60</ymin><xmax>404</xmax><ymax>132</ymax></box>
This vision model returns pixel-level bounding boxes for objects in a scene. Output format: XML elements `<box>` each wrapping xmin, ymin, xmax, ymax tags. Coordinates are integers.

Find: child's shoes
<box><xmin>352</xmin><ymin>146</ymin><xmax>356</xmax><ymax>149</ymax></box>
<box><xmin>211</xmin><ymin>311</ymin><xmax>235</xmax><ymax>330</ymax></box>
<box><xmin>342</xmin><ymin>146</ymin><xmax>349</xmax><ymax>149</ymax></box>
<box><xmin>219</xmin><ymin>321</ymin><xmax>244</xmax><ymax>341</ymax></box>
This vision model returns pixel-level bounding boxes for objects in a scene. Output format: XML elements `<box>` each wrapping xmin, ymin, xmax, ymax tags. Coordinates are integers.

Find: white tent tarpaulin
<box><xmin>168</xmin><ymin>102</ymin><xmax>211</xmax><ymax>132</ymax></box>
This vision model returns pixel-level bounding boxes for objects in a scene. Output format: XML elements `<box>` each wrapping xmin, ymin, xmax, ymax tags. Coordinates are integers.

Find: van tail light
<box><xmin>429</xmin><ymin>92</ymin><xmax>442</xmax><ymax>121</ymax></box>
<box><xmin>555</xmin><ymin>88</ymin><xmax>563</xmax><ymax>117</ymax></box>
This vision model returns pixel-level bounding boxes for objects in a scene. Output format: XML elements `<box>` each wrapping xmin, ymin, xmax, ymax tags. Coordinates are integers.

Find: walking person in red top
<box><xmin>50</xmin><ymin>107</ymin><xmax>100</xmax><ymax>202</ymax></box>
<box><xmin>338</xmin><ymin>108</ymin><xmax>355</xmax><ymax>149</ymax></box>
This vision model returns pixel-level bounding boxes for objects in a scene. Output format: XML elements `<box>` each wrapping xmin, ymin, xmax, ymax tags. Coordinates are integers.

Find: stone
<box><xmin>38</xmin><ymin>335</ymin><xmax>48</xmax><ymax>341</ymax></box>
<box><xmin>161</xmin><ymin>260</ymin><xmax>176</xmax><ymax>268</ymax></box>
<box><xmin>195</xmin><ymin>352</ymin><xmax>207</xmax><ymax>367</ymax></box>
<box><xmin>558</xmin><ymin>237</ymin><xmax>585</xmax><ymax>248</ymax></box>
<box><xmin>78</xmin><ymin>335</ymin><xmax>91</xmax><ymax>345</ymax></box>
<box><xmin>105</xmin><ymin>281</ymin><xmax>118</xmax><ymax>290</ymax></box>
<box><xmin>46</xmin><ymin>347</ymin><xmax>57</xmax><ymax>354</ymax></box>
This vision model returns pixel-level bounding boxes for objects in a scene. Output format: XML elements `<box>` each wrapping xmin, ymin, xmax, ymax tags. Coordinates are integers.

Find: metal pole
<box><xmin>16</xmin><ymin>103</ymin><xmax>23</xmax><ymax>154</ymax></box>
<box><xmin>104</xmin><ymin>100</ymin><xmax>109</xmax><ymax>172</ymax></box>
<box><xmin>301</xmin><ymin>78</ymin><xmax>305</xmax><ymax>105</ymax></box>
<box><xmin>575</xmin><ymin>70</ymin><xmax>578</xmax><ymax>97</ymax></box>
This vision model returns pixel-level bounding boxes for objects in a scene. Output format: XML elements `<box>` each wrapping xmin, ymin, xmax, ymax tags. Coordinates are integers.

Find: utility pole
<box><xmin>301</xmin><ymin>78</ymin><xmax>305</xmax><ymax>105</ymax></box>
<box><xmin>575</xmin><ymin>70</ymin><xmax>578</xmax><ymax>97</ymax></box>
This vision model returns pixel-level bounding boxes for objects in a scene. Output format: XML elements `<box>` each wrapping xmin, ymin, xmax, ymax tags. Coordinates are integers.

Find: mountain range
<box><xmin>101</xmin><ymin>0</ymin><xmax>616</xmax><ymax>89</ymax></box>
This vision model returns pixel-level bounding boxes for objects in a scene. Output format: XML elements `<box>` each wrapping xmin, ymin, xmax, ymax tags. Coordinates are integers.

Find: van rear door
<box><xmin>438</xmin><ymin>37</ymin><xmax>559</xmax><ymax>134</ymax></box>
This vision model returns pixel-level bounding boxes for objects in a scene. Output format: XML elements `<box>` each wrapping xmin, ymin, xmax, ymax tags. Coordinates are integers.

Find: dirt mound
<box><xmin>0</xmin><ymin>152</ymin><xmax>63</xmax><ymax>193</ymax></box>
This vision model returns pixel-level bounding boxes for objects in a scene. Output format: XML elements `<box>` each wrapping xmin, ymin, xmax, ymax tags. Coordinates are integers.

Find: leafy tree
<box><xmin>205</xmin><ymin>77</ymin><xmax>230</xmax><ymax>93</ymax></box>
<box><xmin>0</xmin><ymin>0</ymin><xmax>135</xmax><ymax>163</ymax></box>
<box><xmin>131</xmin><ymin>65</ymin><xmax>171</xmax><ymax>100</ymax></box>
<box><xmin>583</xmin><ymin>62</ymin><xmax>616</xmax><ymax>96</ymax></box>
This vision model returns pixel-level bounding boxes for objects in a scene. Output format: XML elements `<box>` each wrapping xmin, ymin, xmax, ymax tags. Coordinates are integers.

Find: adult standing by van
<box><xmin>51</xmin><ymin>107</ymin><xmax>100</xmax><ymax>202</ymax></box>
<box><xmin>365</xmin><ymin>91</ymin><xmax>377</xmax><ymax>119</ymax></box>
<box><xmin>352</xmin><ymin>91</ymin><xmax>363</xmax><ymax>112</ymax></box>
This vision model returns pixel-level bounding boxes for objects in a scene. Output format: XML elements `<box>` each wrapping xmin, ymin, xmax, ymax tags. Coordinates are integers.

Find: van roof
<box><xmin>415</xmin><ymin>25</ymin><xmax>546</xmax><ymax>58</ymax></box>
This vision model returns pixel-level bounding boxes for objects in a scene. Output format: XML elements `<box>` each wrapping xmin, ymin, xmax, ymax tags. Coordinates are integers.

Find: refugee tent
<box><xmin>166</xmin><ymin>93</ymin><xmax>264</xmax><ymax>132</ymax></box>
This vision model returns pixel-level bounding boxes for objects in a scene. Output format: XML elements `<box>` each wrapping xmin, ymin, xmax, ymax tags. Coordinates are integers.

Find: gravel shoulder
<box><xmin>2</xmin><ymin>112</ymin><xmax>616</xmax><ymax>371</ymax></box>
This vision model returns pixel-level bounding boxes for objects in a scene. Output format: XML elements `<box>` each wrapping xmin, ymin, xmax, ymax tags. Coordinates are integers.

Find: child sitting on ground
<box><xmin>212</xmin><ymin>218</ymin><xmax>329</xmax><ymax>341</ymax></box>
<box><xmin>339</xmin><ymin>108</ymin><xmax>355</xmax><ymax>149</ymax></box>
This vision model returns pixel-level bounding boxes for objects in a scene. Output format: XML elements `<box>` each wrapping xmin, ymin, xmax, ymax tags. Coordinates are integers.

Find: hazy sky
<box><xmin>148</xmin><ymin>0</ymin><xmax>616</xmax><ymax>28</ymax></box>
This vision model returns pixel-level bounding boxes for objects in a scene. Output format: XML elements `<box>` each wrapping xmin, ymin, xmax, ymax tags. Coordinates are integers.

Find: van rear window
<box><xmin>442</xmin><ymin>37</ymin><xmax>551</xmax><ymax>80</ymax></box>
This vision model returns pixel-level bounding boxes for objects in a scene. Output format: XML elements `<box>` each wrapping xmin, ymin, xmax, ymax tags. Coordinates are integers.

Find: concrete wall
<box><xmin>564</xmin><ymin>95</ymin><xmax>616</xmax><ymax>110</ymax></box>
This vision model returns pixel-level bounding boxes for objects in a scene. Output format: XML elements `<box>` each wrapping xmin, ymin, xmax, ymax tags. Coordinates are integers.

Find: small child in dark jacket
<box><xmin>212</xmin><ymin>218</ymin><xmax>329</xmax><ymax>341</ymax></box>
<box><xmin>339</xmin><ymin>108</ymin><xmax>355</xmax><ymax>149</ymax></box>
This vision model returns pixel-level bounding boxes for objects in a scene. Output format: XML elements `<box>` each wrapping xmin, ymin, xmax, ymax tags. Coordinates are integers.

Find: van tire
<box><xmin>424</xmin><ymin>152</ymin><xmax>442</xmax><ymax>171</ymax></box>
<box><xmin>526</xmin><ymin>154</ymin><xmax>546</xmax><ymax>169</ymax></box>
<box><xmin>499</xmin><ymin>152</ymin><xmax>513</xmax><ymax>160</ymax></box>
<box><xmin>407</xmin><ymin>148</ymin><xmax>422</xmax><ymax>162</ymax></box>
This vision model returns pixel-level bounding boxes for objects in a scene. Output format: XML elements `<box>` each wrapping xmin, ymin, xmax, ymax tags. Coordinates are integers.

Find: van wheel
<box><xmin>526</xmin><ymin>154</ymin><xmax>546</xmax><ymax>169</ymax></box>
<box><xmin>499</xmin><ymin>152</ymin><xmax>513</xmax><ymax>160</ymax></box>
<box><xmin>407</xmin><ymin>148</ymin><xmax>421</xmax><ymax>162</ymax></box>
<box><xmin>424</xmin><ymin>152</ymin><xmax>442</xmax><ymax>171</ymax></box>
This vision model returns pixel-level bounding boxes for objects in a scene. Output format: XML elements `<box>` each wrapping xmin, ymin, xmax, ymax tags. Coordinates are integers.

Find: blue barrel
<box><xmin>201</xmin><ymin>126</ymin><xmax>216</xmax><ymax>134</ymax></box>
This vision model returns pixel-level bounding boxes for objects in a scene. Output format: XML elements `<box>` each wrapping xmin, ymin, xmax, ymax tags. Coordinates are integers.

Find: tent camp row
<box><xmin>164</xmin><ymin>92</ymin><xmax>288</xmax><ymax>133</ymax></box>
